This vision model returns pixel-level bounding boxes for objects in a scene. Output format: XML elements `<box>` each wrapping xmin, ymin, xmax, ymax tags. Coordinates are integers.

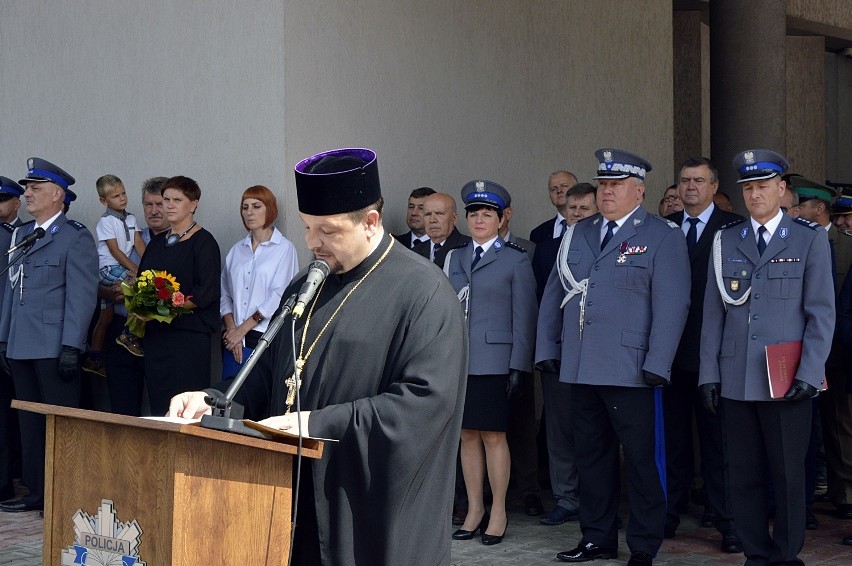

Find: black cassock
<box><xmin>215</xmin><ymin>233</ymin><xmax>467</xmax><ymax>565</ymax></box>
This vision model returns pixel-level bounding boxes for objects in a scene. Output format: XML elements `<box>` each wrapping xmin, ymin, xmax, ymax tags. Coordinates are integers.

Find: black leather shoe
<box><xmin>843</xmin><ymin>534</ymin><xmax>852</xmax><ymax>546</ymax></box>
<box><xmin>540</xmin><ymin>506</ymin><xmax>579</xmax><ymax>525</ymax></box>
<box><xmin>481</xmin><ymin>520</ymin><xmax>507</xmax><ymax>546</ymax></box>
<box><xmin>627</xmin><ymin>551</ymin><xmax>653</xmax><ymax>565</ymax></box>
<box><xmin>721</xmin><ymin>530</ymin><xmax>743</xmax><ymax>553</ymax></box>
<box><xmin>701</xmin><ymin>508</ymin><xmax>721</xmax><ymax>527</ymax></box>
<box><xmin>523</xmin><ymin>494</ymin><xmax>543</xmax><ymax>516</ymax></box>
<box><xmin>557</xmin><ymin>541</ymin><xmax>617</xmax><ymax>562</ymax></box>
<box><xmin>452</xmin><ymin>512</ymin><xmax>488</xmax><ymax>540</ymax></box>
<box><xmin>663</xmin><ymin>525</ymin><xmax>677</xmax><ymax>539</ymax></box>
<box><xmin>806</xmin><ymin>509</ymin><xmax>818</xmax><ymax>530</ymax></box>
<box><xmin>0</xmin><ymin>500</ymin><xmax>42</xmax><ymax>513</ymax></box>
<box><xmin>452</xmin><ymin>506</ymin><xmax>467</xmax><ymax>526</ymax></box>
<box><xmin>838</xmin><ymin>504</ymin><xmax>852</xmax><ymax>519</ymax></box>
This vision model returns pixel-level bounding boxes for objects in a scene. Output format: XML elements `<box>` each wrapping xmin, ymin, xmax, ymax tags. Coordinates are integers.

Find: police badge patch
<box><xmin>61</xmin><ymin>499</ymin><xmax>145</xmax><ymax>566</ymax></box>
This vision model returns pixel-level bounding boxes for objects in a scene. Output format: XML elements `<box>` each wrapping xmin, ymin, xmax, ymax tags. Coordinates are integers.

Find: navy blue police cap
<box><xmin>0</xmin><ymin>176</ymin><xmax>24</xmax><ymax>200</ymax></box>
<box><xmin>294</xmin><ymin>148</ymin><xmax>380</xmax><ymax>216</ymax></box>
<box><xmin>18</xmin><ymin>157</ymin><xmax>77</xmax><ymax>201</ymax></box>
<box><xmin>832</xmin><ymin>185</ymin><xmax>852</xmax><ymax>216</ymax></box>
<box><xmin>732</xmin><ymin>149</ymin><xmax>789</xmax><ymax>184</ymax></box>
<box><xmin>593</xmin><ymin>148</ymin><xmax>652</xmax><ymax>181</ymax></box>
<box><xmin>461</xmin><ymin>180</ymin><xmax>511</xmax><ymax>211</ymax></box>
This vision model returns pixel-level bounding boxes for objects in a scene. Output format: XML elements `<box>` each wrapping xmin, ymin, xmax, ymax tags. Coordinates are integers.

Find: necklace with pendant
<box><xmin>284</xmin><ymin>238</ymin><xmax>394</xmax><ymax>413</ymax></box>
<box><xmin>165</xmin><ymin>221</ymin><xmax>197</xmax><ymax>247</ymax></box>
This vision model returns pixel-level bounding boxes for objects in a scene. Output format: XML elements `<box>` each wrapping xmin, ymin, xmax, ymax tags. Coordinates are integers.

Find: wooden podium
<box><xmin>13</xmin><ymin>400</ymin><xmax>323</xmax><ymax>566</ymax></box>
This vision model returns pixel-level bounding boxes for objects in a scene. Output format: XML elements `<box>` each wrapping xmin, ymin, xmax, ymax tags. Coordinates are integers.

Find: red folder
<box><xmin>765</xmin><ymin>341</ymin><xmax>802</xmax><ymax>398</ymax></box>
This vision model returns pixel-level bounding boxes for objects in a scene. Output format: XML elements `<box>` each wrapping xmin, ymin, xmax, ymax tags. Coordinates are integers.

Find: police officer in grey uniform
<box><xmin>0</xmin><ymin>158</ymin><xmax>98</xmax><ymax>513</ymax></box>
<box><xmin>0</xmin><ymin>177</ymin><xmax>22</xmax><ymax>503</ymax></box>
<box><xmin>537</xmin><ymin>148</ymin><xmax>690</xmax><ymax>566</ymax></box>
<box><xmin>699</xmin><ymin>149</ymin><xmax>834</xmax><ymax>566</ymax></box>
<box><xmin>445</xmin><ymin>180</ymin><xmax>538</xmax><ymax>546</ymax></box>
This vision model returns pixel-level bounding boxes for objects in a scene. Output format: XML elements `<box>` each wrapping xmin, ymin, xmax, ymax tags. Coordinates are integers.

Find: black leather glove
<box><xmin>506</xmin><ymin>370</ymin><xmax>523</xmax><ymax>400</ymax></box>
<box><xmin>643</xmin><ymin>370</ymin><xmax>669</xmax><ymax>387</ymax></box>
<box><xmin>0</xmin><ymin>342</ymin><xmax>9</xmax><ymax>376</ymax></box>
<box><xmin>784</xmin><ymin>379</ymin><xmax>818</xmax><ymax>402</ymax></box>
<box><xmin>699</xmin><ymin>383</ymin><xmax>720</xmax><ymax>415</ymax></box>
<box><xmin>535</xmin><ymin>359</ymin><xmax>560</xmax><ymax>375</ymax></box>
<box><xmin>58</xmin><ymin>346</ymin><xmax>81</xmax><ymax>382</ymax></box>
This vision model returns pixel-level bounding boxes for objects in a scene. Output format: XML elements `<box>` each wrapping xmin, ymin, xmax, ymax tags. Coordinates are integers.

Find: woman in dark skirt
<box><xmin>445</xmin><ymin>180</ymin><xmax>537</xmax><ymax>546</ymax></box>
<box><xmin>136</xmin><ymin>176</ymin><xmax>220</xmax><ymax>415</ymax></box>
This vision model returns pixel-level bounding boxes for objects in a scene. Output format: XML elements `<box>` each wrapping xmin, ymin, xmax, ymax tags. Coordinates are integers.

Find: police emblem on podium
<box><xmin>60</xmin><ymin>499</ymin><xmax>145</xmax><ymax>566</ymax></box>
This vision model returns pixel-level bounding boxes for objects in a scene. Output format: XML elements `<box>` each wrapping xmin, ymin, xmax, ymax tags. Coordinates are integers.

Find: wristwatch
<box><xmin>251</xmin><ymin>311</ymin><xmax>264</xmax><ymax>323</ymax></box>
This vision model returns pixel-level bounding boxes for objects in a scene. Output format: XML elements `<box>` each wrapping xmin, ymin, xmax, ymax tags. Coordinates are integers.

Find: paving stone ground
<box><xmin>3</xmin><ymin>483</ymin><xmax>852</xmax><ymax>565</ymax></box>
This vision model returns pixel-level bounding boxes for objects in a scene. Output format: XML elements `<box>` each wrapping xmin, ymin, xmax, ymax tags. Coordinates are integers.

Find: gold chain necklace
<box><xmin>284</xmin><ymin>237</ymin><xmax>395</xmax><ymax>412</ymax></box>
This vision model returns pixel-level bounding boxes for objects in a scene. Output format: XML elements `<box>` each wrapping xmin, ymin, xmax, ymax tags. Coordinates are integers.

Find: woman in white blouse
<box><xmin>220</xmin><ymin>186</ymin><xmax>299</xmax><ymax>377</ymax></box>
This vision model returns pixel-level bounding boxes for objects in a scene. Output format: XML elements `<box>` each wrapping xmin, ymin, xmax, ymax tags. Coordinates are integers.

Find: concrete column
<box><xmin>673</xmin><ymin>11</ymin><xmax>703</xmax><ymax>173</ymax></box>
<box><xmin>786</xmin><ymin>36</ymin><xmax>826</xmax><ymax>181</ymax></box>
<box><xmin>710</xmin><ymin>0</ymin><xmax>787</xmax><ymax>213</ymax></box>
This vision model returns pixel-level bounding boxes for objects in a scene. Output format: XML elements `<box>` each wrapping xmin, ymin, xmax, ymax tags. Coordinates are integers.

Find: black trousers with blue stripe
<box><xmin>571</xmin><ymin>384</ymin><xmax>666</xmax><ymax>556</ymax></box>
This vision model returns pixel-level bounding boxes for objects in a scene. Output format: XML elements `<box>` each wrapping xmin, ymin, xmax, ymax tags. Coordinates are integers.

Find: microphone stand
<box><xmin>0</xmin><ymin>246</ymin><xmax>35</xmax><ymax>279</ymax></box>
<box><xmin>200</xmin><ymin>293</ymin><xmax>297</xmax><ymax>438</ymax></box>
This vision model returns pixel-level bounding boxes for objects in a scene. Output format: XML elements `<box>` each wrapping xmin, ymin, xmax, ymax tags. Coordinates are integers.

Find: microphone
<box><xmin>291</xmin><ymin>259</ymin><xmax>330</xmax><ymax>319</ymax></box>
<box><xmin>7</xmin><ymin>228</ymin><xmax>45</xmax><ymax>254</ymax></box>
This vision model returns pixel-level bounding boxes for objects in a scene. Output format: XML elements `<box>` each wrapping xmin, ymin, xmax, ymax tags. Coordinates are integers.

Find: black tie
<box><xmin>558</xmin><ymin>219</ymin><xmax>567</xmax><ymax>238</ymax></box>
<box><xmin>757</xmin><ymin>225</ymin><xmax>767</xmax><ymax>256</ymax></box>
<box><xmin>471</xmin><ymin>246</ymin><xmax>484</xmax><ymax>269</ymax></box>
<box><xmin>601</xmin><ymin>220</ymin><xmax>617</xmax><ymax>251</ymax></box>
<box><xmin>432</xmin><ymin>242</ymin><xmax>442</xmax><ymax>260</ymax></box>
<box><xmin>686</xmin><ymin>217</ymin><xmax>700</xmax><ymax>255</ymax></box>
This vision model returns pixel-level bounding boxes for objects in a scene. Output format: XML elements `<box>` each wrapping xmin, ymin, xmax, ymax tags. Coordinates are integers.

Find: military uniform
<box><xmin>0</xmin><ymin>159</ymin><xmax>98</xmax><ymax>511</ymax></box>
<box><xmin>537</xmin><ymin>149</ymin><xmax>690</xmax><ymax>563</ymax></box>
<box><xmin>699</xmin><ymin>149</ymin><xmax>835</xmax><ymax>565</ymax></box>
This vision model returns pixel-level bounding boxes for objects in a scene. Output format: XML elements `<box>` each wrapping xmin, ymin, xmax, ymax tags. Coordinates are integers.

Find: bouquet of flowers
<box><xmin>121</xmin><ymin>269</ymin><xmax>192</xmax><ymax>337</ymax></box>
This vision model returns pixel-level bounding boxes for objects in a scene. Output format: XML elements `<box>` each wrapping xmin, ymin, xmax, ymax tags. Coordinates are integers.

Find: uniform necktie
<box><xmin>601</xmin><ymin>220</ymin><xmax>617</xmax><ymax>251</ymax></box>
<box><xmin>686</xmin><ymin>217</ymin><xmax>700</xmax><ymax>255</ymax></box>
<box><xmin>757</xmin><ymin>225</ymin><xmax>767</xmax><ymax>256</ymax></box>
<box><xmin>472</xmin><ymin>246</ymin><xmax>484</xmax><ymax>269</ymax></box>
<box><xmin>558</xmin><ymin>219</ymin><xmax>567</xmax><ymax>238</ymax></box>
<box><xmin>432</xmin><ymin>242</ymin><xmax>442</xmax><ymax>260</ymax></box>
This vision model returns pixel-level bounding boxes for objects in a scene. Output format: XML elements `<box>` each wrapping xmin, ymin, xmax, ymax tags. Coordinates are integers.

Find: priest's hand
<box><xmin>259</xmin><ymin>411</ymin><xmax>312</xmax><ymax>437</ymax></box>
<box><xmin>535</xmin><ymin>359</ymin><xmax>560</xmax><ymax>375</ymax></box>
<box><xmin>642</xmin><ymin>370</ymin><xmax>669</xmax><ymax>387</ymax></box>
<box><xmin>699</xmin><ymin>383</ymin><xmax>720</xmax><ymax>415</ymax></box>
<box><xmin>167</xmin><ymin>391</ymin><xmax>212</xmax><ymax>419</ymax></box>
<box><xmin>784</xmin><ymin>379</ymin><xmax>818</xmax><ymax>402</ymax></box>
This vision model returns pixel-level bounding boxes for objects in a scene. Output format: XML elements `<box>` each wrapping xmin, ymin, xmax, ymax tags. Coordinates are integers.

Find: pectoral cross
<box><xmin>284</xmin><ymin>357</ymin><xmax>305</xmax><ymax>413</ymax></box>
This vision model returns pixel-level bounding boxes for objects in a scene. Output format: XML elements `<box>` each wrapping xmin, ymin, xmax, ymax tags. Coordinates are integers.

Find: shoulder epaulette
<box><xmin>793</xmin><ymin>217</ymin><xmax>820</xmax><ymax>230</ymax></box>
<box><xmin>664</xmin><ymin>219</ymin><xmax>679</xmax><ymax>229</ymax></box>
<box><xmin>719</xmin><ymin>217</ymin><xmax>747</xmax><ymax>231</ymax></box>
<box><xmin>0</xmin><ymin>223</ymin><xmax>13</xmax><ymax>234</ymax></box>
<box><xmin>67</xmin><ymin>220</ymin><xmax>87</xmax><ymax>231</ymax></box>
<box><xmin>504</xmin><ymin>241</ymin><xmax>526</xmax><ymax>253</ymax></box>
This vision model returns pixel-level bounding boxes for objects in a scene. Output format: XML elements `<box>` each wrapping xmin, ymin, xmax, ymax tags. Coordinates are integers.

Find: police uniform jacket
<box><xmin>536</xmin><ymin>207</ymin><xmax>690</xmax><ymax>386</ymax></box>
<box><xmin>446</xmin><ymin>237</ymin><xmax>538</xmax><ymax>375</ymax></box>
<box><xmin>699</xmin><ymin>215</ymin><xmax>834</xmax><ymax>400</ymax></box>
<box><xmin>0</xmin><ymin>215</ymin><xmax>98</xmax><ymax>359</ymax></box>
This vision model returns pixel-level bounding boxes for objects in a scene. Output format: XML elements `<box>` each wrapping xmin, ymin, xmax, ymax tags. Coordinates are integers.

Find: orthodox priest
<box><xmin>169</xmin><ymin>148</ymin><xmax>468</xmax><ymax>565</ymax></box>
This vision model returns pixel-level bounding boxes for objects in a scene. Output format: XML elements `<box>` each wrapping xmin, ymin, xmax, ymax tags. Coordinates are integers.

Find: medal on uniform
<box><xmin>730</xmin><ymin>280</ymin><xmax>739</xmax><ymax>292</ymax></box>
<box><xmin>617</xmin><ymin>241</ymin><xmax>628</xmax><ymax>264</ymax></box>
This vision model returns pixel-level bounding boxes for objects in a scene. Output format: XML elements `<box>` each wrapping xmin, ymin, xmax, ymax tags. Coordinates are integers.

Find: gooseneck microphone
<box><xmin>291</xmin><ymin>259</ymin><xmax>330</xmax><ymax>319</ymax></box>
<box><xmin>7</xmin><ymin>228</ymin><xmax>45</xmax><ymax>254</ymax></box>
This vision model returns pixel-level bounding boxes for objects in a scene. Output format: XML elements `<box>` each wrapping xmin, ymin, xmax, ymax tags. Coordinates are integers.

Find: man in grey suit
<box><xmin>537</xmin><ymin>148</ymin><xmax>690</xmax><ymax>566</ymax></box>
<box><xmin>0</xmin><ymin>158</ymin><xmax>98</xmax><ymax>513</ymax></box>
<box><xmin>415</xmin><ymin>192</ymin><xmax>470</xmax><ymax>267</ymax></box>
<box><xmin>700</xmin><ymin>149</ymin><xmax>834</xmax><ymax>566</ymax></box>
<box><xmin>663</xmin><ymin>157</ymin><xmax>743</xmax><ymax>552</ymax></box>
<box><xmin>530</xmin><ymin>170</ymin><xmax>578</xmax><ymax>245</ymax></box>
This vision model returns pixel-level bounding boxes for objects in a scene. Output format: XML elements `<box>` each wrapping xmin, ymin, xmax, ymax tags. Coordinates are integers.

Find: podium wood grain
<box><xmin>14</xmin><ymin>400</ymin><xmax>322</xmax><ymax>566</ymax></box>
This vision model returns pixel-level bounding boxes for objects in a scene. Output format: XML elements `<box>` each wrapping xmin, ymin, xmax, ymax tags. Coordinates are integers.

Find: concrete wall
<box><xmin>0</xmin><ymin>0</ymin><xmax>673</xmax><ymax>265</ymax></box>
<box><xmin>786</xmin><ymin>35</ymin><xmax>826</xmax><ymax>180</ymax></box>
<box><xmin>826</xmin><ymin>51</ymin><xmax>852</xmax><ymax>184</ymax></box>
